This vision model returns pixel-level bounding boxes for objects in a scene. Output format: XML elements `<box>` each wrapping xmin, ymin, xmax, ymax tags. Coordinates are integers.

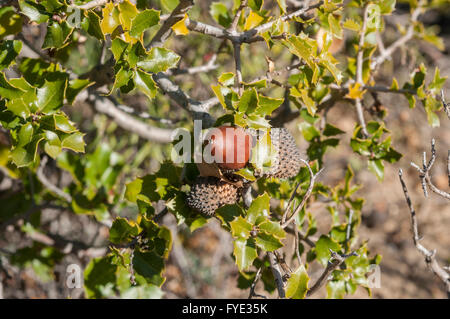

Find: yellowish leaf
<box><xmin>171</xmin><ymin>13</ymin><xmax>189</xmax><ymax>35</ymax></box>
<box><xmin>244</xmin><ymin>11</ymin><xmax>264</xmax><ymax>31</ymax></box>
<box><xmin>345</xmin><ymin>82</ymin><xmax>366</xmax><ymax>99</ymax></box>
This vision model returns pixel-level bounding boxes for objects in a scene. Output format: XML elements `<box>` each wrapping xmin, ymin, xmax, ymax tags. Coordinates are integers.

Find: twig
<box><xmin>233</xmin><ymin>43</ymin><xmax>243</xmax><ymax>95</ymax></box>
<box><xmin>72</xmin><ymin>0</ymin><xmax>108</xmax><ymax>10</ymax></box>
<box><xmin>371</xmin><ymin>1</ymin><xmax>425</xmax><ymax>70</ymax></box>
<box><xmin>86</xmin><ymin>92</ymin><xmax>176</xmax><ymax>143</ymax></box>
<box><xmin>267</xmin><ymin>251</ymin><xmax>286</xmax><ymax>298</ymax></box>
<box><xmin>354</xmin><ymin>4</ymin><xmax>370</xmax><ymax>138</ymax></box>
<box><xmin>307</xmin><ymin>250</ymin><xmax>358</xmax><ymax>297</ymax></box>
<box><xmin>230</xmin><ymin>0</ymin><xmax>248</xmax><ymax>32</ymax></box>
<box><xmin>149</xmin><ymin>0</ymin><xmax>194</xmax><ymax>48</ymax></box>
<box><xmin>410</xmin><ymin>139</ymin><xmax>450</xmax><ymax>200</ymax></box>
<box><xmin>166</xmin><ymin>56</ymin><xmax>218</xmax><ymax>76</ymax></box>
<box><xmin>248</xmin><ymin>267</ymin><xmax>266</xmax><ymax>299</ymax></box>
<box><xmin>37</xmin><ymin>156</ymin><xmax>73</xmax><ymax>202</ymax></box>
<box><xmin>441</xmin><ymin>89</ymin><xmax>450</xmax><ymax>120</ymax></box>
<box><xmin>398</xmin><ymin>169</ymin><xmax>450</xmax><ymax>297</ymax></box>
<box><xmin>281</xmin><ymin>160</ymin><xmax>323</xmax><ymax>228</ymax></box>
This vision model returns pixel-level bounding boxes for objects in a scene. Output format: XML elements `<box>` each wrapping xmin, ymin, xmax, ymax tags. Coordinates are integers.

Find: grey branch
<box><xmin>88</xmin><ymin>93</ymin><xmax>176</xmax><ymax>143</ymax></box>
<box><xmin>267</xmin><ymin>251</ymin><xmax>286</xmax><ymax>298</ymax></box>
<box><xmin>149</xmin><ymin>0</ymin><xmax>194</xmax><ymax>48</ymax></box>
<box><xmin>37</xmin><ymin>156</ymin><xmax>73</xmax><ymax>203</ymax></box>
<box><xmin>354</xmin><ymin>4</ymin><xmax>371</xmax><ymax>138</ymax></box>
<box><xmin>281</xmin><ymin>160</ymin><xmax>323</xmax><ymax>228</ymax></box>
<box><xmin>72</xmin><ymin>0</ymin><xmax>108</xmax><ymax>11</ymax></box>
<box><xmin>410</xmin><ymin>139</ymin><xmax>450</xmax><ymax>201</ymax></box>
<box><xmin>398</xmin><ymin>169</ymin><xmax>450</xmax><ymax>297</ymax></box>
<box><xmin>371</xmin><ymin>0</ymin><xmax>425</xmax><ymax>70</ymax></box>
<box><xmin>306</xmin><ymin>250</ymin><xmax>358</xmax><ymax>297</ymax></box>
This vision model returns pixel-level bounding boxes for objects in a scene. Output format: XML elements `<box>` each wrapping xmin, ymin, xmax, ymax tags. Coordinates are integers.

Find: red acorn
<box><xmin>207</xmin><ymin>126</ymin><xmax>252</xmax><ymax>170</ymax></box>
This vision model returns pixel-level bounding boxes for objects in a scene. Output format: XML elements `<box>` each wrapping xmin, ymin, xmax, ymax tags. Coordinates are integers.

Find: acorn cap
<box><xmin>264</xmin><ymin>128</ymin><xmax>302</xmax><ymax>179</ymax></box>
<box><xmin>186</xmin><ymin>176</ymin><xmax>241</xmax><ymax>216</ymax></box>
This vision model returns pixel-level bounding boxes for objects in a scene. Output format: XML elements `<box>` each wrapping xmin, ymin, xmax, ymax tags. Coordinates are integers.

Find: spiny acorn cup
<box><xmin>264</xmin><ymin>128</ymin><xmax>302</xmax><ymax>179</ymax></box>
<box><xmin>186</xmin><ymin>176</ymin><xmax>242</xmax><ymax>216</ymax></box>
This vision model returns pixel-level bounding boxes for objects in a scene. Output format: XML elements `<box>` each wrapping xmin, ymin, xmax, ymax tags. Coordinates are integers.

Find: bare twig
<box><xmin>371</xmin><ymin>1</ymin><xmax>425</xmax><ymax>70</ymax></box>
<box><xmin>267</xmin><ymin>251</ymin><xmax>286</xmax><ymax>298</ymax></box>
<box><xmin>398</xmin><ymin>169</ymin><xmax>450</xmax><ymax>297</ymax></box>
<box><xmin>248</xmin><ymin>267</ymin><xmax>266</xmax><ymax>299</ymax></box>
<box><xmin>87</xmin><ymin>92</ymin><xmax>176</xmax><ymax>143</ymax></box>
<box><xmin>410</xmin><ymin>139</ymin><xmax>450</xmax><ymax>200</ymax></box>
<box><xmin>230</xmin><ymin>0</ymin><xmax>248</xmax><ymax>32</ymax></box>
<box><xmin>441</xmin><ymin>89</ymin><xmax>450</xmax><ymax>120</ymax></box>
<box><xmin>148</xmin><ymin>0</ymin><xmax>194</xmax><ymax>48</ymax></box>
<box><xmin>37</xmin><ymin>156</ymin><xmax>73</xmax><ymax>202</ymax></box>
<box><xmin>72</xmin><ymin>0</ymin><xmax>108</xmax><ymax>11</ymax></box>
<box><xmin>281</xmin><ymin>160</ymin><xmax>323</xmax><ymax>228</ymax></box>
<box><xmin>307</xmin><ymin>250</ymin><xmax>358</xmax><ymax>297</ymax></box>
<box><xmin>233</xmin><ymin>43</ymin><xmax>243</xmax><ymax>95</ymax></box>
<box><xmin>354</xmin><ymin>4</ymin><xmax>370</xmax><ymax>138</ymax></box>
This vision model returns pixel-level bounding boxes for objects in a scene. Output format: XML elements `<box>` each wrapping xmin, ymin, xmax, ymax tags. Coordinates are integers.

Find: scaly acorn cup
<box><xmin>263</xmin><ymin>128</ymin><xmax>302</xmax><ymax>179</ymax></box>
<box><xmin>186</xmin><ymin>176</ymin><xmax>242</xmax><ymax>216</ymax></box>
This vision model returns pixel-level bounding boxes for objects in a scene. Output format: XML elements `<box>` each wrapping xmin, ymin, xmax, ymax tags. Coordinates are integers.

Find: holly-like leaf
<box><xmin>42</xmin><ymin>21</ymin><xmax>73</xmax><ymax>49</ymax></box>
<box><xmin>19</xmin><ymin>0</ymin><xmax>50</xmax><ymax>23</ymax></box>
<box><xmin>171</xmin><ymin>13</ymin><xmax>189</xmax><ymax>35</ymax></box>
<box><xmin>255</xmin><ymin>231</ymin><xmax>283</xmax><ymax>251</ymax></box>
<box><xmin>285</xmin><ymin>265</ymin><xmax>309</xmax><ymax>299</ymax></box>
<box><xmin>100</xmin><ymin>2</ymin><xmax>121</xmax><ymax>35</ymax></box>
<box><xmin>118</xmin><ymin>0</ymin><xmax>139</xmax><ymax>30</ymax></box>
<box><xmin>36</xmin><ymin>73</ymin><xmax>68</xmax><ymax>113</ymax></box>
<box><xmin>210</xmin><ymin>2</ymin><xmax>232</xmax><ymax>28</ymax></box>
<box><xmin>130</xmin><ymin>9</ymin><xmax>160</xmax><ymax>37</ymax></box>
<box><xmin>132</xmin><ymin>250</ymin><xmax>165</xmax><ymax>286</ymax></box>
<box><xmin>133</xmin><ymin>69</ymin><xmax>157</xmax><ymax>99</ymax></box>
<box><xmin>230</xmin><ymin>216</ymin><xmax>253</xmax><ymax>238</ymax></box>
<box><xmin>0</xmin><ymin>7</ymin><xmax>23</xmax><ymax>40</ymax></box>
<box><xmin>315</xmin><ymin>235</ymin><xmax>341</xmax><ymax>266</ymax></box>
<box><xmin>137</xmin><ymin>47</ymin><xmax>180</xmax><ymax>73</ymax></box>
<box><xmin>109</xmin><ymin>217</ymin><xmax>139</xmax><ymax>244</ymax></box>
<box><xmin>0</xmin><ymin>40</ymin><xmax>22</xmax><ymax>70</ymax></box>
<box><xmin>61</xmin><ymin>132</ymin><xmax>85</xmax><ymax>153</ymax></box>
<box><xmin>246</xmin><ymin>193</ymin><xmax>271</xmax><ymax>225</ymax></box>
<box><xmin>233</xmin><ymin>237</ymin><xmax>257</xmax><ymax>271</ymax></box>
<box><xmin>244</xmin><ymin>11</ymin><xmax>265</xmax><ymax>31</ymax></box>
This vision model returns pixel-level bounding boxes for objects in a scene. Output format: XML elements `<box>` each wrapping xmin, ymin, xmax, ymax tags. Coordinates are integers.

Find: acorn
<box><xmin>263</xmin><ymin>128</ymin><xmax>302</xmax><ymax>179</ymax></box>
<box><xmin>186</xmin><ymin>176</ymin><xmax>241</xmax><ymax>216</ymax></box>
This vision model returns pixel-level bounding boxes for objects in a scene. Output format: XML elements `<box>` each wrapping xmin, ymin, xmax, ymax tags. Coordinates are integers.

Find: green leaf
<box><xmin>132</xmin><ymin>250</ymin><xmax>165</xmax><ymax>286</ymax></box>
<box><xmin>100</xmin><ymin>3</ymin><xmax>121</xmax><ymax>35</ymax></box>
<box><xmin>53</xmin><ymin>114</ymin><xmax>77</xmax><ymax>133</ymax></box>
<box><xmin>137</xmin><ymin>47</ymin><xmax>180</xmax><ymax>73</ymax></box>
<box><xmin>258</xmin><ymin>220</ymin><xmax>286</xmax><ymax>239</ymax></box>
<box><xmin>66</xmin><ymin>79</ymin><xmax>92</xmax><ymax>104</ymax></box>
<box><xmin>111</xmin><ymin>67</ymin><xmax>132</xmax><ymax>92</ymax></box>
<box><xmin>368</xmin><ymin>159</ymin><xmax>384</xmax><ymax>181</ymax></box>
<box><xmin>84</xmin><ymin>256</ymin><xmax>117</xmax><ymax>299</ymax></box>
<box><xmin>118</xmin><ymin>0</ymin><xmax>139</xmax><ymax>30</ymax></box>
<box><xmin>210</xmin><ymin>2</ymin><xmax>232</xmax><ymax>28</ymax></box>
<box><xmin>36</xmin><ymin>73</ymin><xmax>68</xmax><ymax>113</ymax></box>
<box><xmin>130</xmin><ymin>9</ymin><xmax>160</xmax><ymax>37</ymax></box>
<box><xmin>218</xmin><ymin>72</ymin><xmax>235</xmax><ymax>86</ymax></box>
<box><xmin>285</xmin><ymin>265</ymin><xmax>309</xmax><ymax>299</ymax></box>
<box><xmin>109</xmin><ymin>217</ymin><xmax>139</xmax><ymax>244</ymax></box>
<box><xmin>0</xmin><ymin>40</ymin><xmax>22</xmax><ymax>69</ymax></box>
<box><xmin>238</xmin><ymin>88</ymin><xmax>258</xmax><ymax>114</ymax></box>
<box><xmin>323</xmin><ymin>123</ymin><xmax>345</xmax><ymax>136</ymax></box>
<box><xmin>255</xmin><ymin>95</ymin><xmax>283</xmax><ymax>117</ymax></box>
<box><xmin>255</xmin><ymin>231</ymin><xmax>283</xmax><ymax>251</ymax></box>
<box><xmin>315</xmin><ymin>235</ymin><xmax>341</xmax><ymax>266</ymax></box>
<box><xmin>82</xmin><ymin>10</ymin><xmax>104</xmax><ymax>41</ymax></box>
<box><xmin>19</xmin><ymin>0</ymin><xmax>50</xmax><ymax>23</ymax></box>
<box><xmin>42</xmin><ymin>21</ymin><xmax>73</xmax><ymax>49</ymax></box>
<box><xmin>0</xmin><ymin>7</ymin><xmax>23</xmax><ymax>40</ymax></box>
<box><xmin>233</xmin><ymin>237</ymin><xmax>257</xmax><ymax>271</ymax></box>
<box><xmin>17</xmin><ymin>123</ymin><xmax>34</xmax><ymax>147</ymax></box>
<box><xmin>247</xmin><ymin>193</ymin><xmax>270</xmax><ymax>225</ymax></box>
<box><xmin>133</xmin><ymin>69</ymin><xmax>157</xmax><ymax>99</ymax></box>
<box><xmin>43</xmin><ymin>130</ymin><xmax>61</xmax><ymax>159</ymax></box>
<box><xmin>61</xmin><ymin>132</ymin><xmax>85</xmax><ymax>153</ymax></box>
<box><xmin>230</xmin><ymin>216</ymin><xmax>253</xmax><ymax>239</ymax></box>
